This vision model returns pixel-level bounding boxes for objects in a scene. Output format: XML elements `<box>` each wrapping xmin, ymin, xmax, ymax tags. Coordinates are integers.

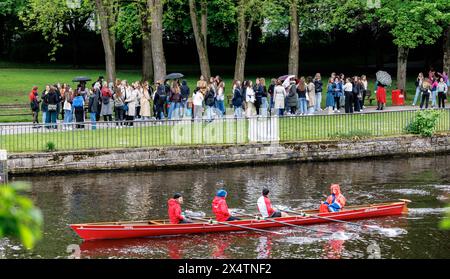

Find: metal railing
<box><xmin>0</xmin><ymin>109</ymin><xmax>449</xmax><ymax>153</ymax></box>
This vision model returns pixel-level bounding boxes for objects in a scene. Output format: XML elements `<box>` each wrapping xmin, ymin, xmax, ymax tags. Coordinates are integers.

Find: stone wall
<box><xmin>7</xmin><ymin>133</ymin><xmax>450</xmax><ymax>175</ymax></box>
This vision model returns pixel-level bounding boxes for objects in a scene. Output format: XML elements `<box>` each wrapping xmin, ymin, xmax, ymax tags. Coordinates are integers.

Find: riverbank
<box><xmin>7</xmin><ymin>133</ymin><xmax>450</xmax><ymax>175</ymax></box>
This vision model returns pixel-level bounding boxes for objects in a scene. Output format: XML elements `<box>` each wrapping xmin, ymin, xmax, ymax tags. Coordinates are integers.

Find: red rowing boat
<box><xmin>70</xmin><ymin>200</ymin><xmax>409</xmax><ymax>241</ymax></box>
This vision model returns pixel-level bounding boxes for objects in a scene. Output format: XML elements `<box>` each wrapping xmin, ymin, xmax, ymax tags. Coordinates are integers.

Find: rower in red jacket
<box><xmin>257</xmin><ymin>188</ymin><xmax>288</xmax><ymax>218</ymax></box>
<box><xmin>319</xmin><ymin>184</ymin><xmax>347</xmax><ymax>213</ymax></box>
<box><xmin>212</xmin><ymin>190</ymin><xmax>240</xmax><ymax>222</ymax></box>
<box><xmin>168</xmin><ymin>193</ymin><xmax>191</xmax><ymax>224</ymax></box>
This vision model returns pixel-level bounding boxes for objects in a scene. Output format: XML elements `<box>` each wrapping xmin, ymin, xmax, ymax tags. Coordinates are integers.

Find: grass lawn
<box><xmin>1</xmin><ymin>110</ymin><xmax>449</xmax><ymax>153</ymax></box>
<box><xmin>0</xmin><ymin>65</ymin><xmax>418</xmax><ymax>122</ymax></box>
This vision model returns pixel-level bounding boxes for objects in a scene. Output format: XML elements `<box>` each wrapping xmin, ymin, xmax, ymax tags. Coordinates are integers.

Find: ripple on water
<box><xmin>387</xmin><ymin>189</ymin><xmax>430</xmax><ymax>196</ymax></box>
<box><xmin>409</xmin><ymin>207</ymin><xmax>449</xmax><ymax>215</ymax></box>
<box><xmin>375</xmin><ymin>227</ymin><xmax>408</xmax><ymax>237</ymax></box>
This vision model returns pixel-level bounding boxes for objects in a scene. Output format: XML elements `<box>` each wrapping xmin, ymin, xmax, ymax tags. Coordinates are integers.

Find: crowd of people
<box><xmin>28</xmin><ymin>70</ymin><xmax>450</xmax><ymax>128</ymax></box>
<box><xmin>412</xmin><ymin>70</ymin><xmax>449</xmax><ymax>109</ymax></box>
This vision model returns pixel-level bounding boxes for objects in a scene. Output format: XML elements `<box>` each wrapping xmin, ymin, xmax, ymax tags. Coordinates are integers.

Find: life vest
<box><xmin>212</xmin><ymin>196</ymin><xmax>230</xmax><ymax>222</ymax></box>
<box><xmin>257</xmin><ymin>196</ymin><xmax>275</xmax><ymax>218</ymax></box>
<box><xmin>320</xmin><ymin>184</ymin><xmax>346</xmax><ymax>213</ymax></box>
<box><xmin>167</xmin><ymin>198</ymin><xmax>184</xmax><ymax>224</ymax></box>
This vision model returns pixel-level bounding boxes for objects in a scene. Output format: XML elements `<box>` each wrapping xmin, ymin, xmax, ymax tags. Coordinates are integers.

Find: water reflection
<box><xmin>5</xmin><ymin>155</ymin><xmax>450</xmax><ymax>259</ymax></box>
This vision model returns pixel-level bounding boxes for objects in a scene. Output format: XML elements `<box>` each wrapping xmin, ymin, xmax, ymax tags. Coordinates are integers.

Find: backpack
<box><xmin>205</xmin><ymin>90</ymin><xmax>215</xmax><ymax>106</ymax></box>
<box><xmin>181</xmin><ymin>85</ymin><xmax>190</xmax><ymax>101</ymax></box>
<box><xmin>157</xmin><ymin>85</ymin><xmax>167</xmax><ymax>105</ymax></box>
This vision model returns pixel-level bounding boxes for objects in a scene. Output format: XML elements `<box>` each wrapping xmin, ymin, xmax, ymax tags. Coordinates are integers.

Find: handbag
<box><xmin>48</xmin><ymin>104</ymin><xmax>57</xmax><ymax>111</ymax></box>
<box><xmin>123</xmin><ymin>103</ymin><xmax>129</xmax><ymax>112</ymax></box>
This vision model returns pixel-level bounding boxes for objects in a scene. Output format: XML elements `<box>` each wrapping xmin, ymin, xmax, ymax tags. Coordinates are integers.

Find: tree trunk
<box><xmin>141</xmin><ymin>7</ymin><xmax>153</xmax><ymax>82</ymax></box>
<box><xmin>396</xmin><ymin>46</ymin><xmax>409</xmax><ymax>90</ymax></box>
<box><xmin>149</xmin><ymin>0</ymin><xmax>166</xmax><ymax>82</ymax></box>
<box><xmin>142</xmin><ymin>33</ymin><xmax>153</xmax><ymax>82</ymax></box>
<box><xmin>189</xmin><ymin>0</ymin><xmax>211</xmax><ymax>79</ymax></box>
<box><xmin>94</xmin><ymin>0</ymin><xmax>116</xmax><ymax>83</ymax></box>
<box><xmin>234</xmin><ymin>1</ymin><xmax>253</xmax><ymax>82</ymax></box>
<box><xmin>444</xmin><ymin>26</ymin><xmax>450</xmax><ymax>74</ymax></box>
<box><xmin>288</xmin><ymin>0</ymin><xmax>299</xmax><ymax>76</ymax></box>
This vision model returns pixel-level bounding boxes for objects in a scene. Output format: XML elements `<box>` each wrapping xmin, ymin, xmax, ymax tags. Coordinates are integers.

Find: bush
<box><xmin>331</xmin><ymin>130</ymin><xmax>373</xmax><ymax>140</ymax></box>
<box><xmin>45</xmin><ymin>141</ymin><xmax>56</xmax><ymax>152</ymax></box>
<box><xmin>406</xmin><ymin>110</ymin><xmax>442</xmax><ymax>137</ymax></box>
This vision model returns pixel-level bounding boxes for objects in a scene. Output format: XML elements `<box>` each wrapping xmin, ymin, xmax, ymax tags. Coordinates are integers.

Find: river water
<box><xmin>2</xmin><ymin>155</ymin><xmax>450</xmax><ymax>259</ymax></box>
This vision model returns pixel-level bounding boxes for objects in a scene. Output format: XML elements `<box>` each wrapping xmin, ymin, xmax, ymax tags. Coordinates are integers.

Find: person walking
<box><xmin>124</xmin><ymin>81</ymin><xmax>137</xmax><ymax>126</ymax></box>
<box><xmin>254</xmin><ymin>78</ymin><xmax>264</xmax><ymax>115</ymax></box>
<box><xmin>114</xmin><ymin>82</ymin><xmax>126</xmax><ymax>127</ymax></box>
<box><xmin>245</xmin><ymin>81</ymin><xmax>256</xmax><ymax>117</ymax></box>
<box><xmin>260</xmin><ymin>78</ymin><xmax>269</xmax><ymax>117</ymax></box>
<box><xmin>352</xmin><ymin>76</ymin><xmax>362</xmax><ymax>112</ymax></box>
<box><xmin>412</xmin><ymin>73</ymin><xmax>424</xmax><ymax>106</ymax></box>
<box><xmin>72</xmin><ymin>92</ymin><xmax>85</xmax><ymax>129</ymax></box>
<box><xmin>314</xmin><ymin>73</ymin><xmax>323</xmax><ymax>112</ymax></box>
<box><xmin>193</xmin><ymin>87</ymin><xmax>204</xmax><ymax>120</ymax></box>
<box><xmin>100</xmin><ymin>81</ymin><xmax>113</xmax><ymax>122</ymax></box>
<box><xmin>232</xmin><ymin>81</ymin><xmax>244</xmax><ymax>118</ymax></box>
<box><xmin>140</xmin><ymin>81</ymin><xmax>152</xmax><ymax>120</ymax></box>
<box><xmin>268</xmin><ymin>78</ymin><xmax>276</xmax><ymax>113</ymax></box>
<box><xmin>286</xmin><ymin>80</ymin><xmax>298</xmax><ymax>114</ymax></box>
<box><xmin>437</xmin><ymin>77</ymin><xmax>448</xmax><ymax>109</ymax></box>
<box><xmin>204</xmin><ymin>85</ymin><xmax>216</xmax><ymax>121</ymax></box>
<box><xmin>431</xmin><ymin>77</ymin><xmax>438</xmax><ymax>108</ymax></box>
<box><xmin>297</xmin><ymin>77</ymin><xmax>307</xmax><ymax>115</ymax></box>
<box><xmin>44</xmin><ymin>86</ymin><xmax>60</xmax><ymax>129</ymax></box>
<box><xmin>88</xmin><ymin>89</ymin><xmax>99</xmax><ymax>130</ymax></box>
<box><xmin>63</xmin><ymin>87</ymin><xmax>74</xmax><ymax>129</ymax></box>
<box><xmin>41</xmin><ymin>85</ymin><xmax>50</xmax><ymax>126</ymax></box>
<box><xmin>274</xmin><ymin>80</ymin><xmax>287</xmax><ymax>116</ymax></box>
<box><xmin>29</xmin><ymin>86</ymin><xmax>40</xmax><ymax>127</ymax></box>
<box><xmin>376</xmin><ymin>82</ymin><xmax>387</xmax><ymax>111</ymax></box>
<box><xmin>216</xmin><ymin>81</ymin><xmax>226</xmax><ymax>117</ymax></box>
<box><xmin>343</xmin><ymin>78</ymin><xmax>353</xmax><ymax>114</ymax></box>
<box><xmin>170</xmin><ymin>81</ymin><xmax>182</xmax><ymax>119</ymax></box>
<box><xmin>325</xmin><ymin>78</ymin><xmax>335</xmax><ymax>114</ymax></box>
<box><xmin>333</xmin><ymin>77</ymin><xmax>342</xmax><ymax>112</ymax></box>
<box><xmin>306</xmin><ymin>76</ymin><xmax>316</xmax><ymax>115</ymax></box>
<box><xmin>360</xmin><ymin>75</ymin><xmax>369</xmax><ymax>109</ymax></box>
<box><xmin>180</xmin><ymin>80</ymin><xmax>191</xmax><ymax>118</ymax></box>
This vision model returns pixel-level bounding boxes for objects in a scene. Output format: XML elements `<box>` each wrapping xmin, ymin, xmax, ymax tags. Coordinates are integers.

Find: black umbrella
<box><xmin>165</xmin><ymin>73</ymin><xmax>184</xmax><ymax>80</ymax></box>
<box><xmin>72</xmin><ymin>76</ymin><xmax>92</xmax><ymax>82</ymax></box>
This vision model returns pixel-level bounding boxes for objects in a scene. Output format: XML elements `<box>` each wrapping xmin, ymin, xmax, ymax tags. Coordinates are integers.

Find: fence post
<box><xmin>0</xmin><ymin>150</ymin><xmax>8</xmax><ymax>184</ymax></box>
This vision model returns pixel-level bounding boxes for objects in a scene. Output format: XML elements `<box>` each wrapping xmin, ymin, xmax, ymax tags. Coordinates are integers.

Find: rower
<box><xmin>168</xmin><ymin>193</ymin><xmax>192</xmax><ymax>224</ymax></box>
<box><xmin>319</xmin><ymin>184</ymin><xmax>346</xmax><ymax>213</ymax></box>
<box><xmin>257</xmin><ymin>188</ymin><xmax>289</xmax><ymax>218</ymax></box>
<box><xmin>212</xmin><ymin>189</ymin><xmax>241</xmax><ymax>222</ymax></box>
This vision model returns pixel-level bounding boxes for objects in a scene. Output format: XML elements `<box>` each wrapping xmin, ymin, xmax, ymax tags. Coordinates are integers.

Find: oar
<box><xmin>236</xmin><ymin>212</ymin><xmax>335</xmax><ymax>235</ymax></box>
<box><xmin>188</xmin><ymin>216</ymin><xmax>285</xmax><ymax>235</ymax></box>
<box><xmin>280</xmin><ymin>209</ymin><xmax>381</xmax><ymax>232</ymax></box>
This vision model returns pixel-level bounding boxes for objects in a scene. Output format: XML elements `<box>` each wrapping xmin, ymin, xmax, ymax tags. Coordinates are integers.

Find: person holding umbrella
<box><xmin>375</xmin><ymin>71</ymin><xmax>392</xmax><ymax>111</ymax></box>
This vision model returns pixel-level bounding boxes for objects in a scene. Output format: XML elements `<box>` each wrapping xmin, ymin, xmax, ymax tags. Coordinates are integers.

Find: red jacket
<box><xmin>168</xmin><ymin>198</ymin><xmax>184</xmax><ymax>224</ymax></box>
<box><xmin>376</xmin><ymin>86</ymin><xmax>386</xmax><ymax>104</ymax></box>
<box><xmin>212</xmin><ymin>196</ymin><xmax>230</xmax><ymax>222</ymax></box>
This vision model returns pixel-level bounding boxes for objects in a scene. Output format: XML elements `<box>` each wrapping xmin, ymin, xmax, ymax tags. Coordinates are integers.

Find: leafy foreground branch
<box><xmin>0</xmin><ymin>183</ymin><xmax>43</xmax><ymax>249</ymax></box>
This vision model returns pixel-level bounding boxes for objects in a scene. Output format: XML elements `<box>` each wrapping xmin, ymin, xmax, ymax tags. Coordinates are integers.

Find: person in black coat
<box><xmin>232</xmin><ymin>81</ymin><xmax>244</xmax><ymax>118</ymax></box>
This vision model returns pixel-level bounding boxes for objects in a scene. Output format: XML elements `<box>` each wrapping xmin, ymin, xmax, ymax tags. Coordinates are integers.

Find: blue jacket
<box><xmin>73</xmin><ymin>96</ymin><xmax>84</xmax><ymax>108</ymax></box>
<box><xmin>334</xmin><ymin>82</ymin><xmax>343</xmax><ymax>97</ymax></box>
